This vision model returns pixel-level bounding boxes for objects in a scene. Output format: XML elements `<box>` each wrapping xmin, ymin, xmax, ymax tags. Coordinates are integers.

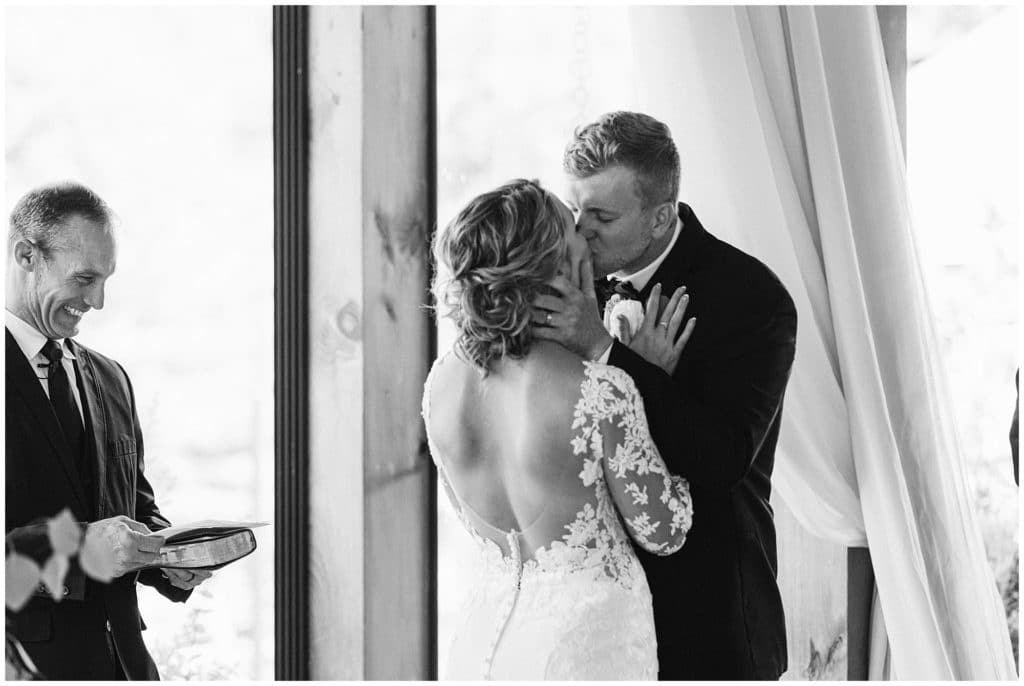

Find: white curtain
<box><xmin>628</xmin><ymin>5</ymin><xmax>1015</xmax><ymax>679</ymax></box>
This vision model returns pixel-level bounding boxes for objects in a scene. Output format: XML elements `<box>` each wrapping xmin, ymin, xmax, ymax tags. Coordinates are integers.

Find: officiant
<box><xmin>5</xmin><ymin>182</ymin><xmax>212</xmax><ymax>680</ymax></box>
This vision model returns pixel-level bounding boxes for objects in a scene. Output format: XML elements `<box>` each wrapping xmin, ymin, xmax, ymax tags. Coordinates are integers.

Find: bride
<box><xmin>423</xmin><ymin>179</ymin><xmax>694</xmax><ymax>679</ymax></box>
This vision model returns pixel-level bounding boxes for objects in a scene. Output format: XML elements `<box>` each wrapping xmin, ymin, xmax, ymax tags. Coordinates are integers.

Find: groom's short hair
<box><xmin>564</xmin><ymin>111</ymin><xmax>680</xmax><ymax>209</ymax></box>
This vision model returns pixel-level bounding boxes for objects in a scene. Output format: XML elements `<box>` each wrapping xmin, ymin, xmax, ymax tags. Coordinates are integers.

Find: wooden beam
<box><xmin>361</xmin><ymin>5</ymin><xmax>436</xmax><ymax>679</ymax></box>
<box><xmin>847</xmin><ymin>547</ymin><xmax>875</xmax><ymax>680</ymax></box>
<box><xmin>306</xmin><ymin>6</ymin><xmax>436</xmax><ymax>679</ymax></box>
<box><xmin>273</xmin><ymin>6</ymin><xmax>310</xmax><ymax>680</ymax></box>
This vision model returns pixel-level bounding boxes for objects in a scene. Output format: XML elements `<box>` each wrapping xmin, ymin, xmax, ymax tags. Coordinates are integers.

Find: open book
<box><xmin>145</xmin><ymin>520</ymin><xmax>269</xmax><ymax>571</ymax></box>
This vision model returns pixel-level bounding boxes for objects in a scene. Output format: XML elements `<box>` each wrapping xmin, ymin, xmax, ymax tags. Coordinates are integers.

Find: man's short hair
<box><xmin>563</xmin><ymin>111</ymin><xmax>681</xmax><ymax>209</ymax></box>
<box><xmin>8</xmin><ymin>181</ymin><xmax>112</xmax><ymax>256</ymax></box>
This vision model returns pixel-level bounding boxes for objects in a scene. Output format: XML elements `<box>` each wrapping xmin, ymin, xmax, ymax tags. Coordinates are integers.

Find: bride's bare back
<box><xmin>426</xmin><ymin>341</ymin><xmax>594</xmax><ymax>556</ymax></box>
<box><xmin>425</xmin><ymin>339</ymin><xmax>692</xmax><ymax>561</ymax></box>
<box><xmin>423</xmin><ymin>340</ymin><xmax>694</xmax><ymax>679</ymax></box>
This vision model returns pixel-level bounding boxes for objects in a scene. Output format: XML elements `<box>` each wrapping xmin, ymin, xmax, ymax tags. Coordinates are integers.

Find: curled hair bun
<box><xmin>432</xmin><ymin>179</ymin><xmax>568</xmax><ymax>373</ymax></box>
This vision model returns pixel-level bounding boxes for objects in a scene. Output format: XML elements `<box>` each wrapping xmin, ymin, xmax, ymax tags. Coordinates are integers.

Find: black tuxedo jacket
<box><xmin>6</xmin><ymin>329</ymin><xmax>190</xmax><ymax>680</ymax></box>
<box><xmin>607</xmin><ymin>204</ymin><xmax>797</xmax><ymax>680</ymax></box>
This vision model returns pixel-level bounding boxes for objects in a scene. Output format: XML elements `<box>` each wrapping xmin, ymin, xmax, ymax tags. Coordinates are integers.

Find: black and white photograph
<box><xmin>4</xmin><ymin>3</ymin><xmax>1020</xmax><ymax>681</ymax></box>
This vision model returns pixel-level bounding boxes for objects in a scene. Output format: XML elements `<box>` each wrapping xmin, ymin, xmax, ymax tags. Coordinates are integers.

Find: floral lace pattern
<box><xmin>573</xmin><ymin>362</ymin><xmax>693</xmax><ymax>558</ymax></box>
<box><xmin>422</xmin><ymin>355</ymin><xmax>693</xmax><ymax>679</ymax></box>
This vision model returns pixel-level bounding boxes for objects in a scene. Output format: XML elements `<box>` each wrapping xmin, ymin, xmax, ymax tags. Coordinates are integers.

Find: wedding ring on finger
<box><xmin>545</xmin><ymin>312</ymin><xmax>552</xmax><ymax>325</ymax></box>
<box><xmin>658</xmin><ymin>321</ymin><xmax>670</xmax><ymax>329</ymax></box>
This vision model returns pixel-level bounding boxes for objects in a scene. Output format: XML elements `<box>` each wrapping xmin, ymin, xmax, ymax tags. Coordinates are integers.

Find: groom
<box><xmin>535</xmin><ymin>111</ymin><xmax>797</xmax><ymax>680</ymax></box>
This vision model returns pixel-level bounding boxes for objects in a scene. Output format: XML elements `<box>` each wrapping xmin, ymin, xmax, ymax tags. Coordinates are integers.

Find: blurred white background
<box><xmin>5</xmin><ymin>6</ymin><xmax>274</xmax><ymax>679</ymax></box>
<box><xmin>907</xmin><ymin>4</ymin><xmax>1019</xmax><ymax>660</ymax></box>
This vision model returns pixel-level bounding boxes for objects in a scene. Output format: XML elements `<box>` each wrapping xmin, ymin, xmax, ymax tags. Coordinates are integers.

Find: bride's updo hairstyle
<box><xmin>433</xmin><ymin>179</ymin><xmax>569</xmax><ymax>374</ymax></box>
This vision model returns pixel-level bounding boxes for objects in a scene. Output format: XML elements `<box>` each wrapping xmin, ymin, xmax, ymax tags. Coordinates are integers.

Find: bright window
<box><xmin>908</xmin><ymin>4</ymin><xmax>1020</xmax><ymax>660</ymax></box>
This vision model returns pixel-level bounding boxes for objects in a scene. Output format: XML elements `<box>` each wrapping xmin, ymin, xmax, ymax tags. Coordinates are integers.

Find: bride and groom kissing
<box><xmin>423</xmin><ymin>111</ymin><xmax>798</xmax><ymax>680</ymax></box>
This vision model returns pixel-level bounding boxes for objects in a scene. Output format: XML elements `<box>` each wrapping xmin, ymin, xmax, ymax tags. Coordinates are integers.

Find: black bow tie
<box><xmin>595</xmin><ymin>278</ymin><xmax>642</xmax><ymax>308</ymax></box>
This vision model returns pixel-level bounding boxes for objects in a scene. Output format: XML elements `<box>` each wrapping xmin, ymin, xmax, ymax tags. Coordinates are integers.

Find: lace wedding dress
<box><xmin>423</xmin><ymin>357</ymin><xmax>693</xmax><ymax>680</ymax></box>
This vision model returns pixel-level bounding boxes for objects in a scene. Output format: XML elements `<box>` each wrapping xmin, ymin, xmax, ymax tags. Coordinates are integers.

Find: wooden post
<box><xmin>846</xmin><ymin>547</ymin><xmax>875</xmax><ymax>680</ymax></box>
<box><xmin>846</xmin><ymin>7</ymin><xmax>907</xmax><ymax>680</ymax></box>
<box><xmin>303</xmin><ymin>6</ymin><xmax>436</xmax><ymax>679</ymax></box>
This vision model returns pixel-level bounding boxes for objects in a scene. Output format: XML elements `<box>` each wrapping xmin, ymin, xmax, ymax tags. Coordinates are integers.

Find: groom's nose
<box><xmin>576</xmin><ymin>218</ymin><xmax>596</xmax><ymax>239</ymax></box>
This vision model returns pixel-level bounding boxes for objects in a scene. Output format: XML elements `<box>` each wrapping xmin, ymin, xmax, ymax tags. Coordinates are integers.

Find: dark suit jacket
<box><xmin>606</xmin><ymin>203</ymin><xmax>797</xmax><ymax>680</ymax></box>
<box><xmin>6</xmin><ymin>329</ymin><xmax>190</xmax><ymax>680</ymax></box>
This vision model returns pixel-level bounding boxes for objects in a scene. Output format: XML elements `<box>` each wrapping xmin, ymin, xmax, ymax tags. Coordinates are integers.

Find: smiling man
<box><xmin>534</xmin><ymin>112</ymin><xmax>798</xmax><ymax>680</ymax></box>
<box><xmin>5</xmin><ymin>181</ymin><xmax>210</xmax><ymax>679</ymax></box>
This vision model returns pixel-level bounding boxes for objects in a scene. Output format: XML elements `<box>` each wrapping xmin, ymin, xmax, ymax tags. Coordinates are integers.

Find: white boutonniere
<box><xmin>603</xmin><ymin>294</ymin><xmax>645</xmax><ymax>342</ymax></box>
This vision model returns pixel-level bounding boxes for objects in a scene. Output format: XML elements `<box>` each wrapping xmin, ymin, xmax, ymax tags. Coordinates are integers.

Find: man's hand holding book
<box><xmin>149</xmin><ymin>520</ymin><xmax>268</xmax><ymax>573</ymax></box>
<box><xmin>162</xmin><ymin>567</ymin><xmax>213</xmax><ymax>590</ymax></box>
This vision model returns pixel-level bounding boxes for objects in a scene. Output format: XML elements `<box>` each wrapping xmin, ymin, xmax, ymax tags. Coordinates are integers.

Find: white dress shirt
<box><xmin>596</xmin><ymin>216</ymin><xmax>684</xmax><ymax>363</ymax></box>
<box><xmin>6</xmin><ymin>309</ymin><xmax>85</xmax><ymax>424</ymax></box>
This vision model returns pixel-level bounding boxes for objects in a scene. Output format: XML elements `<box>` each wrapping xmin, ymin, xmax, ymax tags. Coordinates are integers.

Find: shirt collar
<box><xmin>5</xmin><ymin>309</ymin><xmax>75</xmax><ymax>363</ymax></box>
<box><xmin>611</xmin><ymin>215</ymin><xmax>683</xmax><ymax>293</ymax></box>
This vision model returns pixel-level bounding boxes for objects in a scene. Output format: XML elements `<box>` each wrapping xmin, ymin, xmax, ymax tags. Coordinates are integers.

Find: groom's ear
<box><xmin>650</xmin><ymin>202</ymin><xmax>677</xmax><ymax>239</ymax></box>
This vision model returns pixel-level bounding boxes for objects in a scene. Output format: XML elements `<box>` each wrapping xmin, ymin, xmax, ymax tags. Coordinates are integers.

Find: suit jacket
<box><xmin>606</xmin><ymin>203</ymin><xmax>797</xmax><ymax>680</ymax></box>
<box><xmin>6</xmin><ymin>329</ymin><xmax>190</xmax><ymax>680</ymax></box>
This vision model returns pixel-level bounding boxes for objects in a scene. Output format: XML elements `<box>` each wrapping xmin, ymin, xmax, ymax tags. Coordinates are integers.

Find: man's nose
<box><xmin>84</xmin><ymin>283</ymin><xmax>105</xmax><ymax>310</ymax></box>
<box><xmin>576</xmin><ymin>218</ymin><xmax>596</xmax><ymax>239</ymax></box>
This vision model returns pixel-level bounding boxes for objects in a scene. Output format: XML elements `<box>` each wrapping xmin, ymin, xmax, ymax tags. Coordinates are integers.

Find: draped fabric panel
<box><xmin>628</xmin><ymin>5</ymin><xmax>1015</xmax><ymax>679</ymax></box>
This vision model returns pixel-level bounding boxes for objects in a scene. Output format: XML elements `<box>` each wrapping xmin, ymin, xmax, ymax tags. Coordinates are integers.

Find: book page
<box><xmin>158</xmin><ymin>520</ymin><xmax>269</xmax><ymax>541</ymax></box>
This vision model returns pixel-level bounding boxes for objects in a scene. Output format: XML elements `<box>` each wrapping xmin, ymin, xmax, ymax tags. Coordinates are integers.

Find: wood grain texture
<box><xmin>307</xmin><ymin>6</ymin><xmax>435</xmax><ymax>680</ymax></box>
<box><xmin>361</xmin><ymin>7</ymin><xmax>434</xmax><ymax>679</ymax></box>
<box><xmin>308</xmin><ymin>6</ymin><xmax>366</xmax><ymax>680</ymax></box>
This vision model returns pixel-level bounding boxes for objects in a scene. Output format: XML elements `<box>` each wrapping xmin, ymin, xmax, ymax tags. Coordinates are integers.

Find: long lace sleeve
<box><xmin>575</xmin><ymin>363</ymin><xmax>693</xmax><ymax>556</ymax></box>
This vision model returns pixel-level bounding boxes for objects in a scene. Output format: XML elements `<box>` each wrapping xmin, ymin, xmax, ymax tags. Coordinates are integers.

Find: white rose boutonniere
<box><xmin>603</xmin><ymin>294</ymin><xmax>645</xmax><ymax>342</ymax></box>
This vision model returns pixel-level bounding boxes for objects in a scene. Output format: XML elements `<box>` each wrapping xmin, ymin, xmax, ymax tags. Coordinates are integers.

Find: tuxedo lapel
<box><xmin>5</xmin><ymin>329</ymin><xmax>90</xmax><ymax>514</ymax></box>
<box><xmin>70</xmin><ymin>341</ymin><xmax>106</xmax><ymax>520</ymax></box>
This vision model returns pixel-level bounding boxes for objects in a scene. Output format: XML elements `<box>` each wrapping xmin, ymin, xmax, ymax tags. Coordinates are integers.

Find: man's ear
<box><xmin>651</xmin><ymin>201</ymin><xmax>677</xmax><ymax>239</ymax></box>
<box><xmin>12</xmin><ymin>239</ymin><xmax>39</xmax><ymax>272</ymax></box>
